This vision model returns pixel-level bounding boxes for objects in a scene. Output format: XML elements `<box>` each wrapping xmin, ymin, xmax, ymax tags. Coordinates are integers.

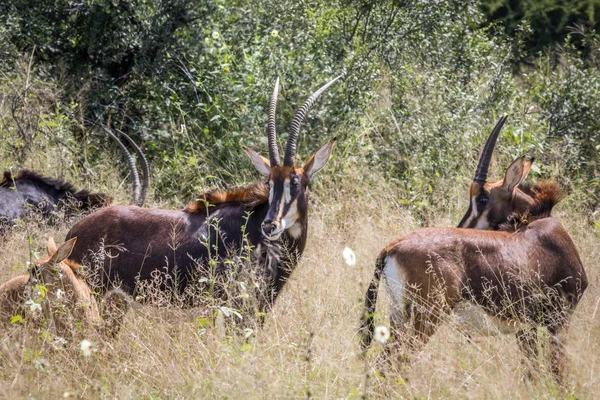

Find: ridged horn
<box><xmin>115</xmin><ymin>128</ymin><xmax>149</xmax><ymax>206</ymax></box>
<box><xmin>95</xmin><ymin>122</ymin><xmax>141</xmax><ymax>205</ymax></box>
<box><xmin>473</xmin><ymin>115</ymin><xmax>507</xmax><ymax>185</ymax></box>
<box><xmin>283</xmin><ymin>74</ymin><xmax>343</xmax><ymax>166</ymax></box>
<box><xmin>268</xmin><ymin>77</ymin><xmax>281</xmax><ymax>166</ymax></box>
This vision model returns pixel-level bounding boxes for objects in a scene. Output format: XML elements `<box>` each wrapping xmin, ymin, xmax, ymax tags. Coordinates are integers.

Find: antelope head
<box><xmin>458</xmin><ymin>116</ymin><xmax>535</xmax><ymax>230</ymax></box>
<box><xmin>34</xmin><ymin>237</ymin><xmax>79</xmax><ymax>284</ymax></box>
<box><xmin>243</xmin><ymin>76</ymin><xmax>340</xmax><ymax>241</ymax></box>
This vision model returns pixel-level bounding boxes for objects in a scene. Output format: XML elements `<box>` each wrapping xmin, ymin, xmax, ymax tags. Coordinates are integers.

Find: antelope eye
<box><xmin>477</xmin><ymin>196</ymin><xmax>489</xmax><ymax>205</ymax></box>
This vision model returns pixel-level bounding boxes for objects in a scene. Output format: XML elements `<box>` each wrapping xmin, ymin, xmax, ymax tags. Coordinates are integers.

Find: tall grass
<box><xmin>0</xmin><ymin>181</ymin><xmax>598</xmax><ymax>398</ymax></box>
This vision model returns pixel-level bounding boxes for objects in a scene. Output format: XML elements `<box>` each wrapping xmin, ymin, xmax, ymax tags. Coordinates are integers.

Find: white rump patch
<box><xmin>383</xmin><ymin>256</ymin><xmax>407</xmax><ymax>325</ymax></box>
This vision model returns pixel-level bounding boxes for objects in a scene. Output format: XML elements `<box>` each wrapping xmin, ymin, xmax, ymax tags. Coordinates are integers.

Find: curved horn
<box><xmin>283</xmin><ymin>74</ymin><xmax>343</xmax><ymax>166</ymax></box>
<box><xmin>473</xmin><ymin>115</ymin><xmax>507</xmax><ymax>185</ymax></box>
<box><xmin>115</xmin><ymin>128</ymin><xmax>149</xmax><ymax>206</ymax></box>
<box><xmin>268</xmin><ymin>77</ymin><xmax>281</xmax><ymax>166</ymax></box>
<box><xmin>95</xmin><ymin>123</ymin><xmax>141</xmax><ymax>205</ymax></box>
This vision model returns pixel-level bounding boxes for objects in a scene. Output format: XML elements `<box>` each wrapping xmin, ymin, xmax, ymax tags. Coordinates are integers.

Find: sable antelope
<box><xmin>64</xmin><ymin>76</ymin><xmax>341</xmax><ymax>314</ymax></box>
<box><xmin>457</xmin><ymin>116</ymin><xmax>552</xmax><ymax>231</ymax></box>
<box><xmin>360</xmin><ymin>120</ymin><xmax>588</xmax><ymax>383</ymax></box>
<box><xmin>0</xmin><ymin>128</ymin><xmax>148</xmax><ymax>230</ymax></box>
<box><xmin>0</xmin><ymin>237</ymin><xmax>129</xmax><ymax>338</ymax></box>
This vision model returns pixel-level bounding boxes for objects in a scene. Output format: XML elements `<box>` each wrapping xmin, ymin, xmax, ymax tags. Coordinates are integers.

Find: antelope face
<box><xmin>241</xmin><ymin>75</ymin><xmax>341</xmax><ymax>241</ymax></box>
<box><xmin>244</xmin><ymin>139</ymin><xmax>336</xmax><ymax>240</ymax></box>
<box><xmin>262</xmin><ymin>167</ymin><xmax>306</xmax><ymax>240</ymax></box>
<box><xmin>458</xmin><ymin>156</ymin><xmax>533</xmax><ymax>230</ymax></box>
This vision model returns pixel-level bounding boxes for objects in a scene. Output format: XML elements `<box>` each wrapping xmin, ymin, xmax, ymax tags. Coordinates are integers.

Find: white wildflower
<box><xmin>51</xmin><ymin>336</ymin><xmax>68</xmax><ymax>350</ymax></box>
<box><xmin>374</xmin><ymin>326</ymin><xmax>390</xmax><ymax>344</ymax></box>
<box><xmin>56</xmin><ymin>289</ymin><xmax>63</xmax><ymax>299</ymax></box>
<box><xmin>244</xmin><ymin>328</ymin><xmax>254</xmax><ymax>339</ymax></box>
<box><xmin>80</xmin><ymin>339</ymin><xmax>93</xmax><ymax>357</ymax></box>
<box><xmin>25</xmin><ymin>299</ymin><xmax>42</xmax><ymax>312</ymax></box>
<box><xmin>342</xmin><ymin>247</ymin><xmax>356</xmax><ymax>267</ymax></box>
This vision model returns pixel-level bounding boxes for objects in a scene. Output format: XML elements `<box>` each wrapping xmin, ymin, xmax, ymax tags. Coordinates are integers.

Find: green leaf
<box><xmin>35</xmin><ymin>284</ymin><xmax>47</xmax><ymax>298</ymax></box>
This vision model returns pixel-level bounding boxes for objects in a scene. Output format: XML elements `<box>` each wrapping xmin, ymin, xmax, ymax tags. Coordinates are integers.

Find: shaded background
<box><xmin>0</xmin><ymin>0</ymin><xmax>598</xmax><ymax>219</ymax></box>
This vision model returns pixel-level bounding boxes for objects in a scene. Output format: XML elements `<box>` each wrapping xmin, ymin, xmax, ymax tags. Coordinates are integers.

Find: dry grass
<box><xmin>0</xmin><ymin>191</ymin><xmax>598</xmax><ymax>399</ymax></box>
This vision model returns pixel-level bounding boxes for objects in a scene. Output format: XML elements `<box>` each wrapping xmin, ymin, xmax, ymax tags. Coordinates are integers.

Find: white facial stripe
<box><xmin>283</xmin><ymin>179</ymin><xmax>291</xmax><ymax>203</ymax></box>
<box><xmin>461</xmin><ymin>196</ymin><xmax>479</xmax><ymax>227</ymax></box>
<box><xmin>281</xmin><ymin>199</ymin><xmax>298</xmax><ymax>229</ymax></box>
<box><xmin>474</xmin><ymin>209</ymin><xmax>490</xmax><ymax>229</ymax></box>
<box><xmin>470</xmin><ymin>196</ymin><xmax>479</xmax><ymax>218</ymax></box>
<box><xmin>277</xmin><ymin>187</ymin><xmax>285</xmax><ymax>219</ymax></box>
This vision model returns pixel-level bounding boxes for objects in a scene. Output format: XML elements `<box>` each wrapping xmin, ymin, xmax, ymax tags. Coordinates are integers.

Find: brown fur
<box><xmin>0</xmin><ymin>260</ymin><xmax>99</xmax><ymax>331</ymax></box>
<box><xmin>0</xmin><ymin>275</ymin><xmax>31</xmax><ymax>321</ymax></box>
<box><xmin>185</xmin><ymin>181</ymin><xmax>269</xmax><ymax>213</ymax></box>
<box><xmin>0</xmin><ymin>238</ymin><xmax>128</xmax><ymax>339</ymax></box>
<box><xmin>500</xmin><ymin>181</ymin><xmax>565</xmax><ymax>230</ymax></box>
<box><xmin>361</xmin><ymin>217</ymin><xmax>587</xmax><ymax>384</ymax></box>
<box><xmin>64</xmin><ymin>138</ymin><xmax>335</xmax><ymax>317</ymax></box>
<box><xmin>519</xmin><ymin>180</ymin><xmax>565</xmax><ymax>218</ymax></box>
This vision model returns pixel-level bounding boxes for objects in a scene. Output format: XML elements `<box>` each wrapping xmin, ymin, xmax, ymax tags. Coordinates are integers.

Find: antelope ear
<box><xmin>49</xmin><ymin>237</ymin><xmax>77</xmax><ymax>265</ymax></box>
<box><xmin>242</xmin><ymin>146</ymin><xmax>271</xmax><ymax>177</ymax></box>
<box><xmin>502</xmin><ymin>156</ymin><xmax>530</xmax><ymax>194</ymax></box>
<box><xmin>303</xmin><ymin>138</ymin><xmax>337</xmax><ymax>181</ymax></box>
<box><xmin>521</xmin><ymin>157</ymin><xmax>534</xmax><ymax>181</ymax></box>
<box><xmin>47</xmin><ymin>237</ymin><xmax>58</xmax><ymax>256</ymax></box>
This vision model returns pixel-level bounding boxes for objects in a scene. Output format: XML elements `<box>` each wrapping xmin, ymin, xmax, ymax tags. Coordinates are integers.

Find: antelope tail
<box><xmin>360</xmin><ymin>250</ymin><xmax>387</xmax><ymax>349</ymax></box>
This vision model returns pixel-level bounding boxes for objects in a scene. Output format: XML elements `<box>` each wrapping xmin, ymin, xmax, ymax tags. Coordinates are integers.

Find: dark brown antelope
<box><xmin>0</xmin><ymin>237</ymin><xmax>129</xmax><ymax>338</ymax></box>
<box><xmin>64</xmin><ymin>76</ymin><xmax>341</xmax><ymax>315</ymax></box>
<box><xmin>0</xmin><ymin>170</ymin><xmax>110</xmax><ymax>229</ymax></box>
<box><xmin>360</xmin><ymin>119</ymin><xmax>588</xmax><ymax>384</ymax></box>
<box><xmin>0</xmin><ymin>128</ymin><xmax>148</xmax><ymax>230</ymax></box>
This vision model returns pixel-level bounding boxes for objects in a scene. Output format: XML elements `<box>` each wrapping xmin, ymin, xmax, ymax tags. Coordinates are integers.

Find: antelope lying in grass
<box><xmin>64</xmin><ymin>76</ymin><xmax>341</xmax><ymax>316</ymax></box>
<box><xmin>0</xmin><ymin>237</ymin><xmax>129</xmax><ymax>339</ymax></box>
<box><xmin>360</xmin><ymin>119</ymin><xmax>588</xmax><ymax>383</ymax></box>
<box><xmin>0</xmin><ymin>128</ymin><xmax>148</xmax><ymax>231</ymax></box>
<box><xmin>0</xmin><ymin>171</ymin><xmax>110</xmax><ymax>230</ymax></box>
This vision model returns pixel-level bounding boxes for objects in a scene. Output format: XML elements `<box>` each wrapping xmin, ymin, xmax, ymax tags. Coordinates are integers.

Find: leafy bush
<box><xmin>0</xmin><ymin>0</ymin><xmax>598</xmax><ymax>213</ymax></box>
<box><xmin>480</xmin><ymin>0</ymin><xmax>600</xmax><ymax>57</ymax></box>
